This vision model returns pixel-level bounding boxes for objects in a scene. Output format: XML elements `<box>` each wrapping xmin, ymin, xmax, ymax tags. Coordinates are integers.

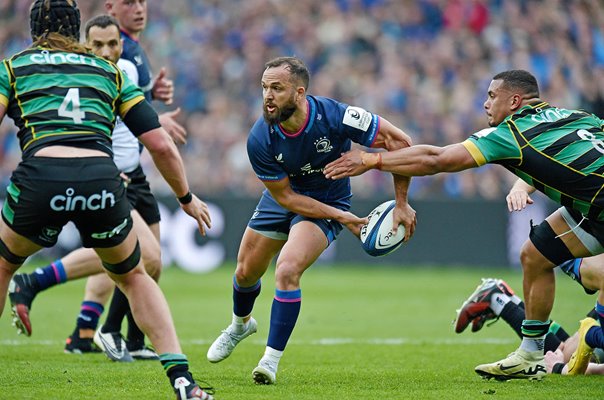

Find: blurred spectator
<box><xmin>2</xmin><ymin>0</ymin><xmax>604</xmax><ymax>200</ymax></box>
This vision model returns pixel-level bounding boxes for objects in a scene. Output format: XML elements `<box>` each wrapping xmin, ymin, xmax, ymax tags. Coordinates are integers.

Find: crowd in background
<box><xmin>1</xmin><ymin>0</ymin><xmax>604</xmax><ymax>201</ymax></box>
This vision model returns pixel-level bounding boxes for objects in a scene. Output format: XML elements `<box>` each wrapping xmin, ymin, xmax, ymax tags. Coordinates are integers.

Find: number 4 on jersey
<box><xmin>58</xmin><ymin>88</ymin><xmax>86</xmax><ymax>123</ymax></box>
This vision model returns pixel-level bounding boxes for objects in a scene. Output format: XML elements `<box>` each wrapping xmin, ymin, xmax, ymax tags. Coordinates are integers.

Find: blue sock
<box><xmin>233</xmin><ymin>277</ymin><xmax>261</xmax><ymax>317</ymax></box>
<box><xmin>586</xmin><ymin>302</ymin><xmax>604</xmax><ymax>348</ymax></box>
<box><xmin>76</xmin><ymin>301</ymin><xmax>104</xmax><ymax>330</ymax></box>
<box><xmin>32</xmin><ymin>260</ymin><xmax>67</xmax><ymax>291</ymax></box>
<box><xmin>267</xmin><ymin>289</ymin><xmax>301</xmax><ymax>351</ymax></box>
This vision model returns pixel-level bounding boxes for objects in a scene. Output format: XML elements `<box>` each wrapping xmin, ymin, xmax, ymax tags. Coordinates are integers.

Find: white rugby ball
<box><xmin>360</xmin><ymin>200</ymin><xmax>405</xmax><ymax>257</ymax></box>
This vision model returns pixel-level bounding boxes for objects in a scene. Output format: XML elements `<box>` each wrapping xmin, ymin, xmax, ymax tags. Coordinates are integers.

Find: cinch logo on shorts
<box><xmin>50</xmin><ymin>188</ymin><xmax>116</xmax><ymax>211</ymax></box>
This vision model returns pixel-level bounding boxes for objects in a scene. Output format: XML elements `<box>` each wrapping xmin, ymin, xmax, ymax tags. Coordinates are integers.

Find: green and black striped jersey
<box><xmin>463</xmin><ymin>102</ymin><xmax>604</xmax><ymax>220</ymax></box>
<box><xmin>0</xmin><ymin>46</ymin><xmax>145</xmax><ymax>157</ymax></box>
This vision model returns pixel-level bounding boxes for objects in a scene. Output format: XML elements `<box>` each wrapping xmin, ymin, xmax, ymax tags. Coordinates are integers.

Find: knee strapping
<box><xmin>102</xmin><ymin>242</ymin><xmax>141</xmax><ymax>274</ymax></box>
<box><xmin>0</xmin><ymin>237</ymin><xmax>27</xmax><ymax>265</ymax></box>
<box><xmin>529</xmin><ymin>221</ymin><xmax>574</xmax><ymax>265</ymax></box>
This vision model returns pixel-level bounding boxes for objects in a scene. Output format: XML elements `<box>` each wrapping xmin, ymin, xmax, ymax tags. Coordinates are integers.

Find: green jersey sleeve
<box><xmin>0</xmin><ymin>60</ymin><xmax>11</xmax><ymax>108</ymax></box>
<box><xmin>461</xmin><ymin>125</ymin><xmax>522</xmax><ymax>166</ymax></box>
<box><xmin>117</xmin><ymin>69</ymin><xmax>145</xmax><ymax>118</ymax></box>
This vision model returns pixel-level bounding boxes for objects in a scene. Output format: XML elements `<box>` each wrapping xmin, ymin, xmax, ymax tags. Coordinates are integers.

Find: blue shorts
<box><xmin>248</xmin><ymin>191</ymin><xmax>344</xmax><ymax>246</ymax></box>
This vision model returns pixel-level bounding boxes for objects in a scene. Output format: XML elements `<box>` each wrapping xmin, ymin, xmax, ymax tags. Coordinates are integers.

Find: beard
<box><xmin>263</xmin><ymin>95</ymin><xmax>297</xmax><ymax>125</ymax></box>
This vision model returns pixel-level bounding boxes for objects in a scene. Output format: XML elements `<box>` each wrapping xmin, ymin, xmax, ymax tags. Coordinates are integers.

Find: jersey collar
<box><xmin>276</xmin><ymin>98</ymin><xmax>315</xmax><ymax>138</ymax></box>
<box><xmin>120</xmin><ymin>29</ymin><xmax>139</xmax><ymax>43</ymax></box>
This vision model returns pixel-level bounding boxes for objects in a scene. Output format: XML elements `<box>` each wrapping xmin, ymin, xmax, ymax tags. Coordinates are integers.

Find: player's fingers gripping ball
<box><xmin>360</xmin><ymin>200</ymin><xmax>405</xmax><ymax>257</ymax></box>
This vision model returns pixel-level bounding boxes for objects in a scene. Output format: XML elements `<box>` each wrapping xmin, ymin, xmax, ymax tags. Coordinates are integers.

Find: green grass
<box><xmin>0</xmin><ymin>262</ymin><xmax>600</xmax><ymax>399</ymax></box>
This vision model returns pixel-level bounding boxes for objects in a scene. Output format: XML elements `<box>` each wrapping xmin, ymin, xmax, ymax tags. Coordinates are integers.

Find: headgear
<box><xmin>30</xmin><ymin>0</ymin><xmax>81</xmax><ymax>41</ymax></box>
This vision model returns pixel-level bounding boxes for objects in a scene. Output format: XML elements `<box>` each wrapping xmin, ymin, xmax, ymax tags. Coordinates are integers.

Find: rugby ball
<box><xmin>360</xmin><ymin>200</ymin><xmax>405</xmax><ymax>257</ymax></box>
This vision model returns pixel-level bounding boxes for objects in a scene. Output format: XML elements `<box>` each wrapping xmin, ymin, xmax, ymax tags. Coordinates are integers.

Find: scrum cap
<box><xmin>30</xmin><ymin>0</ymin><xmax>81</xmax><ymax>41</ymax></box>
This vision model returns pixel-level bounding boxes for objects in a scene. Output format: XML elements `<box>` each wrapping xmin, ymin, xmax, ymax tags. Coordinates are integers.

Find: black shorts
<box><xmin>2</xmin><ymin>157</ymin><xmax>132</xmax><ymax>248</ymax></box>
<box><xmin>125</xmin><ymin>165</ymin><xmax>161</xmax><ymax>225</ymax></box>
<box><xmin>530</xmin><ymin>206</ymin><xmax>604</xmax><ymax>264</ymax></box>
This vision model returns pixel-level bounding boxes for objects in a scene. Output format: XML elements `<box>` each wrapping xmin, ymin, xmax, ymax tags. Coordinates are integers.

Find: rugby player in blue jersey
<box><xmin>206</xmin><ymin>56</ymin><xmax>417</xmax><ymax>384</ymax></box>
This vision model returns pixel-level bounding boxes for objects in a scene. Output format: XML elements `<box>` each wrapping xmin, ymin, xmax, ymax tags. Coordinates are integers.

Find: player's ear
<box><xmin>296</xmin><ymin>86</ymin><xmax>305</xmax><ymax>100</ymax></box>
<box><xmin>510</xmin><ymin>93</ymin><xmax>523</xmax><ymax>111</ymax></box>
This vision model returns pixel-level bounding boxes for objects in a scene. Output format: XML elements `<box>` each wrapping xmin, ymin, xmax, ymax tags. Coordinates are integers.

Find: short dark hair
<box><xmin>264</xmin><ymin>56</ymin><xmax>310</xmax><ymax>90</ymax></box>
<box><xmin>492</xmin><ymin>70</ymin><xmax>540</xmax><ymax>98</ymax></box>
<box><xmin>85</xmin><ymin>14</ymin><xmax>120</xmax><ymax>40</ymax></box>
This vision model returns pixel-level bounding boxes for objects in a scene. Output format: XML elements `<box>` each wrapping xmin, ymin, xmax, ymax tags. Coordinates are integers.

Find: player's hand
<box><xmin>119</xmin><ymin>172</ymin><xmax>131</xmax><ymax>187</ymax></box>
<box><xmin>340</xmin><ymin>211</ymin><xmax>369</xmax><ymax>238</ymax></box>
<box><xmin>560</xmin><ymin>331</ymin><xmax>579</xmax><ymax>362</ymax></box>
<box><xmin>159</xmin><ymin>108</ymin><xmax>187</xmax><ymax>145</ymax></box>
<box><xmin>324</xmin><ymin>149</ymin><xmax>371</xmax><ymax>179</ymax></box>
<box><xmin>544</xmin><ymin>349</ymin><xmax>565</xmax><ymax>373</ymax></box>
<box><xmin>152</xmin><ymin>67</ymin><xmax>174</xmax><ymax>105</ymax></box>
<box><xmin>506</xmin><ymin>188</ymin><xmax>533</xmax><ymax>212</ymax></box>
<box><xmin>180</xmin><ymin>194</ymin><xmax>212</xmax><ymax>236</ymax></box>
<box><xmin>393</xmin><ymin>202</ymin><xmax>416</xmax><ymax>241</ymax></box>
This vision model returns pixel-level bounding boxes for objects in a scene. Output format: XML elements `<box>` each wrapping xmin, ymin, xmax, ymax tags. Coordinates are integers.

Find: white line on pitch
<box><xmin>0</xmin><ymin>337</ymin><xmax>516</xmax><ymax>346</ymax></box>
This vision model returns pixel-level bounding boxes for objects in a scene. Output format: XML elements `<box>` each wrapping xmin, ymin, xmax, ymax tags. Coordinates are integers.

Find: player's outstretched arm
<box><xmin>372</xmin><ymin>117</ymin><xmax>416</xmax><ymax>240</ymax></box>
<box><xmin>324</xmin><ymin>143</ymin><xmax>478</xmax><ymax>179</ymax></box>
<box><xmin>120</xmin><ymin>98</ymin><xmax>211</xmax><ymax>235</ymax></box>
<box><xmin>264</xmin><ymin>177</ymin><xmax>368</xmax><ymax>237</ymax></box>
<box><xmin>138</xmin><ymin>127</ymin><xmax>211</xmax><ymax>235</ymax></box>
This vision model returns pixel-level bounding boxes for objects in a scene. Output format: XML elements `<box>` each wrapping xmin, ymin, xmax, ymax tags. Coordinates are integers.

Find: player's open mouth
<box><xmin>266</xmin><ymin>105</ymin><xmax>276</xmax><ymax>113</ymax></box>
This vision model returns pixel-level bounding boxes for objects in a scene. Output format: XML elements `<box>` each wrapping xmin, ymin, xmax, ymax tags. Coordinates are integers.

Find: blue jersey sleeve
<box><xmin>247</xmin><ymin>119</ymin><xmax>287</xmax><ymax>182</ymax></box>
<box><xmin>322</xmin><ymin>97</ymin><xmax>379</xmax><ymax>147</ymax></box>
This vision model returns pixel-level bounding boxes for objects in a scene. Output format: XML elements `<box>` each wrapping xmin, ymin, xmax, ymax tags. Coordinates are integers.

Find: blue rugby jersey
<box><xmin>120</xmin><ymin>30</ymin><xmax>153</xmax><ymax>102</ymax></box>
<box><xmin>247</xmin><ymin>95</ymin><xmax>380</xmax><ymax>207</ymax></box>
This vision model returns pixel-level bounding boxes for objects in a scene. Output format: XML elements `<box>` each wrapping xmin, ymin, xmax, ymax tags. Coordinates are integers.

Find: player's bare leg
<box><xmin>207</xmin><ymin>228</ymin><xmax>284</xmax><ymax>364</ymax></box>
<box><xmin>253</xmin><ymin>221</ymin><xmax>327</xmax><ymax>384</ymax></box>
<box><xmin>0</xmin><ymin>221</ymin><xmax>43</xmax><ymax>334</ymax></box>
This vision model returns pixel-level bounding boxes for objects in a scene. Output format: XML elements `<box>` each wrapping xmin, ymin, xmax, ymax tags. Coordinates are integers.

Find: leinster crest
<box><xmin>314</xmin><ymin>137</ymin><xmax>333</xmax><ymax>153</ymax></box>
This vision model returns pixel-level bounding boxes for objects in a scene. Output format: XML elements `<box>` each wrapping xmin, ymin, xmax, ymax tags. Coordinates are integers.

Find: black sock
<box><xmin>550</xmin><ymin>320</ymin><xmax>570</xmax><ymax>342</ymax></box>
<box><xmin>101</xmin><ymin>287</ymin><xmax>130</xmax><ymax>333</ymax></box>
<box><xmin>500</xmin><ymin>301</ymin><xmax>525</xmax><ymax>339</ymax></box>
<box><xmin>502</xmin><ymin>300</ymin><xmax>565</xmax><ymax>352</ymax></box>
<box><xmin>126</xmin><ymin>311</ymin><xmax>145</xmax><ymax>350</ymax></box>
<box><xmin>159</xmin><ymin>353</ymin><xmax>191</xmax><ymax>387</ymax></box>
<box><xmin>544</xmin><ymin>322</ymin><xmax>563</xmax><ymax>352</ymax></box>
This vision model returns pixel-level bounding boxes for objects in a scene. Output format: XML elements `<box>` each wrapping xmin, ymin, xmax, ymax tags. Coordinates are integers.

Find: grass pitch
<box><xmin>0</xmin><ymin>262</ymin><xmax>600</xmax><ymax>399</ymax></box>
